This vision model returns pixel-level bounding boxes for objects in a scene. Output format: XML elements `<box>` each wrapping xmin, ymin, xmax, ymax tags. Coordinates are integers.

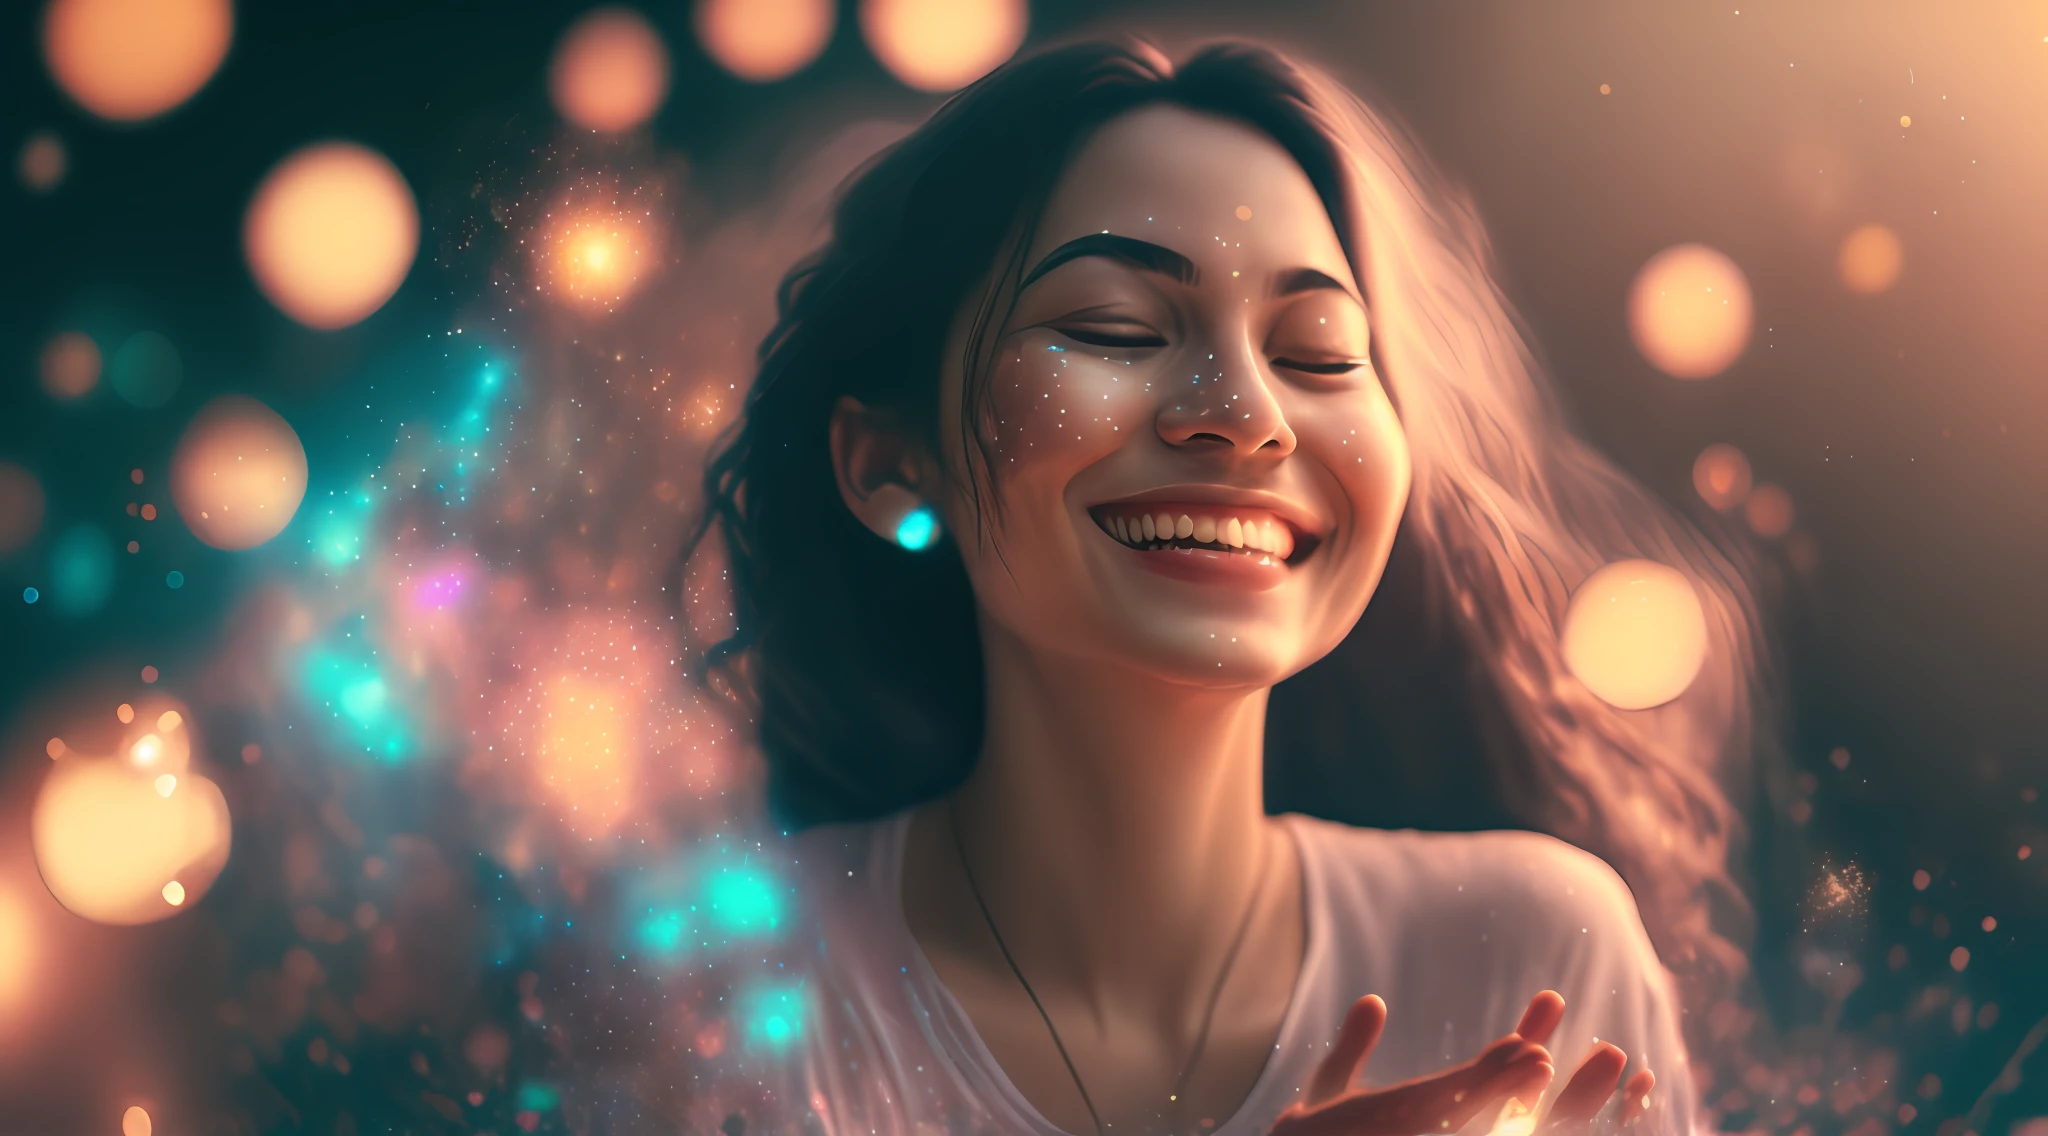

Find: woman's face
<box><xmin>937</xmin><ymin>104</ymin><xmax>1411</xmax><ymax>689</ymax></box>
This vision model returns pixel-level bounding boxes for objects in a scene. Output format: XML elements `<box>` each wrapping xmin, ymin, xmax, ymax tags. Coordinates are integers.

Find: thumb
<box><xmin>1307</xmin><ymin>994</ymin><xmax>1387</xmax><ymax>1105</ymax></box>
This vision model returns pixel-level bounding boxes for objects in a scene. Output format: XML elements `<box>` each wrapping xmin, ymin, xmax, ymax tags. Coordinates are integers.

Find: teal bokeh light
<box><xmin>48</xmin><ymin>524</ymin><xmax>114</xmax><ymax>615</ymax></box>
<box><xmin>742</xmin><ymin>984</ymin><xmax>806</xmax><ymax>1051</ymax></box>
<box><xmin>301</xmin><ymin>642</ymin><xmax>411</xmax><ymax>761</ymax></box>
<box><xmin>706</xmin><ymin>868</ymin><xmax>783</xmax><ymax>936</ymax></box>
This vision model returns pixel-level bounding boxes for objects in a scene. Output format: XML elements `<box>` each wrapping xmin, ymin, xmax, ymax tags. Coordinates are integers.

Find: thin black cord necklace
<box><xmin>947</xmin><ymin>801</ymin><xmax>1271</xmax><ymax>1136</ymax></box>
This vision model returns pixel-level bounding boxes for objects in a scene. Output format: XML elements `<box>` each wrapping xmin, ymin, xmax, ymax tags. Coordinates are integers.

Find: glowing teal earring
<box><xmin>865</xmin><ymin>483</ymin><xmax>942</xmax><ymax>551</ymax></box>
<box><xmin>894</xmin><ymin>503</ymin><xmax>941</xmax><ymax>551</ymax></box>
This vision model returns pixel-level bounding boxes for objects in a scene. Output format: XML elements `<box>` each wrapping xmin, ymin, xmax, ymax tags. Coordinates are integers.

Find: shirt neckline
<box><xmin>875</xmin><ymin>810</ymin><xmax>1330</xmax><ymax>1136</ymax></box>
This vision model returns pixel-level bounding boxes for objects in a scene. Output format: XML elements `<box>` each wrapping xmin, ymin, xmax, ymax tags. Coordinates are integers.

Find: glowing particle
<box><xmin>117</xmin><ymin>704</ymin><xmax>134</xmax><ymax>724</ymax></box>
<box><xmin>1982</xmin><ymin>916</ymin><xmax>1997</xmax><ymax>932</ymax></box>
<box><xmin>42</xmin><ymin>0</ymin><xmax>231</xmax><ymax>122</ymax></box>
<box><xmin>1900</xmin><ymin>115</ymin><xmax>1912</xmax><ymax>128</ymax></box>
<box><xmin>32</xmin><ymin>752</ymin><xmax>230</xmax><ymax>924</ymax></box>
<box><xmin>1627</xmin><ymin>243</ymin><xmax>1753</xmax><ymax>379</ymax></box>
<box><xmin>141</xmin><ymin>665</ymin><xmax>159</xmax><ymax>683</ymax></box>
<box><xmin>1949</xmin><ymin>945</ymin><xmax>1969</xmax><ymax>971</ymax></box>
<box><xmin>166</xmin><ymin>571</ymin><xmax>184</xmax><ymax>589</ymax></box>
<box><xmin>122</xmin><ymin>1105</ymin><xmax>153</xmax><ymax>1136</ymax></box>
<box><xmin>157</xmin><ymin>710</ymin><xmax>182</xmax><ymax>731</ymax></box>
<box><xmin>1561</xmin><ymin>559</ymin><xmax>1709</xmax><ymax>710</ymax></box>
<box><xmin>162</xmin><ymin>880</ymin><xmax>185</xmax><ymax>906</ymax></box>
<box><xmin>244</xmin><ymin>143</ymin><xmax>419</xmax><ymax>330</ymax></box>
<box><xmin>1234</xmin><ymin>205</ymin><xmax>1252</xmax><ymax>220</ymax></box>
<box><xmin>46</xmin><ymin>738</ymin><xmax>65</xmax><ymax>759</ymax></box>
<box><xmin>154</xmin><ymin>774</ymin><xmax>176</xmax><ymax>797</ymax></box>
<box><xmin>140</xmin><ymin>504</ymin><xmax>157</xmax><ymax>521</ymax></box>
<box><xmin>1599</xmin><ymin>82</ymin><xmax>1612</xmax><ymax>95</ymax></box>
<box><xmin>21</xmin><ymin>588</ymin><xmax>37</xmax><ymax>604</ymax></box>
<box><xmin>1913</xmin><ymin>869</ymin><xmax>1931</xmax><ymax>890</ymax></box>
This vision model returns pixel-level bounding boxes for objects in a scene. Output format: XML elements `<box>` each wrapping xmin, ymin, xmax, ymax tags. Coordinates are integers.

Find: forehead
<box><xmin>1026</xmin><ymin>103</ymin><xmax>1355</xmax><ymax>290</ymax></box>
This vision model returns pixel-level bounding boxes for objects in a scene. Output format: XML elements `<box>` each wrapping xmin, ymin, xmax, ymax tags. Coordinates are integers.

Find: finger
<box><xmin>1515</xmin><ymin>990</ymin><xmax>1566</xmax><ymax>1046</ymax></box>
<box><xmin>1619</xmin><ymin>1069</ymin><xmax>1656</xmax><ymax>1126</ymax></box>
<box><xmin>1308</xmin><ymin>995</ymin><xmax>1388</xmax><ymax>1105</ymax></box>
<box><xmin>1298</xmin><ymin>1036</ymin><xmax>1553</xmax><ymax>1136</ymax></box>
<box><xmin>1542</xmin><ymin>1042</ymin><xmax>1626</xmax><ymax>1130</ymax></box>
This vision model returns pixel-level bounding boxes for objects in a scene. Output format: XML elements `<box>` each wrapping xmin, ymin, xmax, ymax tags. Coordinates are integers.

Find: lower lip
<box><xmin>1123</xmin><ymin>543</ymin><xmax>1291</xmax><ymax>591</ymax></box>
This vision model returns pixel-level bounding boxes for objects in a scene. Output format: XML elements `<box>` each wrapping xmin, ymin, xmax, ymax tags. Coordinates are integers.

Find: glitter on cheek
<box><xmin>981</xmin><ymin>344</ymin><xmax>1156</xmax><ymax>466</ymax></box>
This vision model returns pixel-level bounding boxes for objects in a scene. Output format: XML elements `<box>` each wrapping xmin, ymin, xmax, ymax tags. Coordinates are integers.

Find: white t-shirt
<box><xmin>760</xmin><ymin>811</ymin><xmax>1695</xmax><ymax>1135</ymax></box>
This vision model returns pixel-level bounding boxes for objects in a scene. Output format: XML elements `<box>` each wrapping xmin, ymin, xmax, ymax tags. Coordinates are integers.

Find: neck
<box><xmin>947</xmin><ymin>618</ymin><xmax>1277</xmax><ymax>1010</ymax></box>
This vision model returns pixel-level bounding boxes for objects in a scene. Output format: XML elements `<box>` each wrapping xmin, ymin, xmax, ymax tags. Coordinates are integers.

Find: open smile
<box><xmin>1085</xmin><ymin>492</ymin><xmax>1326</xmax><ymax>580</ymax></box>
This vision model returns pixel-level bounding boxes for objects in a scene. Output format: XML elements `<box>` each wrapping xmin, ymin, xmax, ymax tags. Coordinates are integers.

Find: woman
<box><xmin>693</xmin><ymin>36</ymin><xmax>1764</xmax><ymax>1136</ymax></box>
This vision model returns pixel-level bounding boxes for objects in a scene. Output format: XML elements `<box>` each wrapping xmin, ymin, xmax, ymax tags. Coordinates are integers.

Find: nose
<box><xmin>1154</xmin><ymin>338</ymin><xmax>1298</xmax><ymax>458</ymax></box>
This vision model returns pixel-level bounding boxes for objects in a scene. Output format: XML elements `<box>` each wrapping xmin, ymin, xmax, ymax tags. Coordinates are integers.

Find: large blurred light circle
<box><xmin>48</xmin><ymin>524</ymin><xmax>115</xmax><ymax>616</ymax></box>
<box><xmin>171</xmin><ymin>395</ymin><xmax>308</xmax><ymax>550</ymax></box>
<box><xmin>1839</xmin><ymin>224</ymin><xmax>1902</xmax><ymax>295</ymax></box>
<box><xmin>0</xmin><ymin>464</ymin><xmax>47</xmax><ymax>557</ymax></box>
<box><xmin>859</xmin><ymin>0</ymin><xmax>1025</xmax><ymax>92</ymax></box>
<box><xmin>1561</xmin><ymin>559</ymin><xmax>1708</xmax><ymax>711</ymax></box>
<box><xmin>1691</xmin><ymin>443</ymin><xmax>1752</xmax><ymax>512</ymax></box>
<box><xmin>41</xmin><ymin>0</ymin><xmax>232</xmax><ymax>122</ymax></box>
<box><xmin>695</xmin><ymin>0</ymin><xmax>834</xmax><ymax>82</ymax></box>
<box><xmin>111</xmin><ymin>331</ymin><xmax>183</xmax><ymax>408</ymax></box>
<box><xmin>550</xmin><ymin>8</ymin><xmax>671</xmax><ymax>132</ymax></box>
<box><xmin>33</xmin><ymin>752</ymin><xmax>231</xmax><ymax>925</ymax></box>
<box><xmin>39</xmin><ymin>331</ymin><xmax>101</xmax><ymax>400</ymax></box>
<box><xmin>1627</xmin><ymin>243</ymin><xmax>1753</xmax><ymax>380</ymax></box>
<box><xmin>244</xmin><ymin>142</ymin><xmax>419</xmax><ymax>329</ymax></box>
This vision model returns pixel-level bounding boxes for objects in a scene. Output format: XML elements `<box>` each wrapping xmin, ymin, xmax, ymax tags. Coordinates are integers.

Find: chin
<box><xmin>1113</xmin><ymin>625</ymin><xmax>1303</xmax><ymax>690</ymax></box>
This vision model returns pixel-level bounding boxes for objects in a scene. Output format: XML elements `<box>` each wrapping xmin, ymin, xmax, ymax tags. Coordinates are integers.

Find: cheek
<box><xmin>1307</xmin><ymin>389</ymin><xmax>1411</xmax><ymax>549</ymax></box>
<box><xmin>980</xmin><ymin>336</ymin><xmax>1156</xmax><ymax>473</ymax></box>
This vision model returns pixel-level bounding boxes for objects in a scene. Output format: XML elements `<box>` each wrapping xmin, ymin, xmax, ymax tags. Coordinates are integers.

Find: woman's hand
<box><xmin>1267</xmin><ymin>991</ymin><xmax>1657</xmax><ymax>1136</ymax></box>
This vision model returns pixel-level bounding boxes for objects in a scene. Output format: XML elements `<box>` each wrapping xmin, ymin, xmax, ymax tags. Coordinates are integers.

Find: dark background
<box><xmin>4</xmin><ymin>1</ymin><xmax>2046</xmax><ymax>1132</ymax></box>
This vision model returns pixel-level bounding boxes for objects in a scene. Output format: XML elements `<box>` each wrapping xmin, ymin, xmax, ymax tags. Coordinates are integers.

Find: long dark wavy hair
<box><xmin>689</xmin><ymin>36</ymin><xmax>1775</xmax><ymax>1032</ymax></box>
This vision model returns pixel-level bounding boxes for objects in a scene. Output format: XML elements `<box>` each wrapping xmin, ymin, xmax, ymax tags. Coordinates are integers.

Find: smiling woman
<box><xmin>688</xmin><ymin>37</ymin><xmax>1767</xmax><ymax>1136</ymax></box>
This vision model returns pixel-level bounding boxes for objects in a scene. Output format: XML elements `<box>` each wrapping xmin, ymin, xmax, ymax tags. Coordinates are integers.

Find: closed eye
<box><xmin>1272</xmin><ymin>357</ymin><xmax>1365</xmax><ymax>375</ymax></box>
<box><xmin>1058</xmin><ymin>326</ymin><xmax>1169</xmax><ymax>349</ymax></box>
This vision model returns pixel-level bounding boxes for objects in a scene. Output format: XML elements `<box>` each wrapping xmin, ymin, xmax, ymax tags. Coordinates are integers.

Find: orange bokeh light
<box><xmin>695</xmin><ymin>0</ymin><xmax>835</xmax><ymax>82</ymax></box>
<box><xmin>1839</xmin><ymin>223</ymin><xmax>1903</xmax><ymax>295</ymax></box>
<box><xmin>18</xmin><ymin>131</ymin><xmax>67</xmax><ymax>194</ymax></box>
<box><xmin>1692</xmin><ymin>443</ymin><xmax>1753</xmax><ymax>512</ymax></box>
<box><xmin>122</xmin><ymin>1106</ymin><xmax>152</xmax><ymax>1136</ymax></box>
<box><xmin>33</xmin><ymin>749</ymin><xmax>230</xmax><ymax>925</ymax></box>
<box><xmin>170</xmin><ymin>394</ymin><xmax>309</xmax><ymax>550</ymax></box>
<box><xmin>244</xmin><ymin>142</ymin><xmax>419</xmax><ymax>329</ymax></box>
<box><xmin>39</xmin><ymin>331</ymin><xmax>100</xmax><ymax>400</ymax></box>
<box><xmin>42</xmin><ymin>0</ymin><xmax>231</xmax><ymax>121</ymax></box>
<box><xmin>0</xmin><ymin>462</ymin><xmax>45</xmax><ymax>556</ymax></box>
<box><xmin>537</xmin><ymin>673</ymin><xmax>636</xmax><ymax>839</ymax></box>
<box><xmin>1745</xmin><ymin>483</ymin><xmax>1796</xmax><ymax>539</ymax></box>
<box><xmin>1627</xmin><ymin>243</ymin><xmax>1753</xmax><ymax>380</ymax></box>
<box><xmin>0</xmin><ymin>890</ymin><xmax>29</xmax><ymax>1014</ymax></box>
<box><xmin>1561</xmin><ymin>559</ymin><xmax>1709</xmax><ymax>711</ymax></box>
<box><xmin>859</xmin><ymin>0</ymin><xmax>1026</xmax><ymax>92</ymax></box>
<box><xmin>550</xmin><ymin>8</ymin><xmax>670</xmax><ymax>132</ymax></box>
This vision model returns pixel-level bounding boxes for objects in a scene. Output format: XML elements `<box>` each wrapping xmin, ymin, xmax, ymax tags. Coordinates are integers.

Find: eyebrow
<box><xmin>1273</xmin><ymin>266</ymin><xmax>1360</xmax><ymax>301</ymax></box>
<box><xmin>1019</xmin><ymin>233</ymin><xmax>1200</xmax><ymax>290</ymax></box>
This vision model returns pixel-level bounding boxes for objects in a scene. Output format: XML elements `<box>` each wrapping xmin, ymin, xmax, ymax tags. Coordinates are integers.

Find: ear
<box><xmin>830</xmin><ymin>396</ymin><xmax>943</xmax><ymax>550</ymax></box>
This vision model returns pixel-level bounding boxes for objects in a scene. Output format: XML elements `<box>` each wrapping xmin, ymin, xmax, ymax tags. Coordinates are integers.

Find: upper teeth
<box><xmin>1100</xmin><ymin>508</ymin><xmax>1296</xmax><ymax>560</ymax></box>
